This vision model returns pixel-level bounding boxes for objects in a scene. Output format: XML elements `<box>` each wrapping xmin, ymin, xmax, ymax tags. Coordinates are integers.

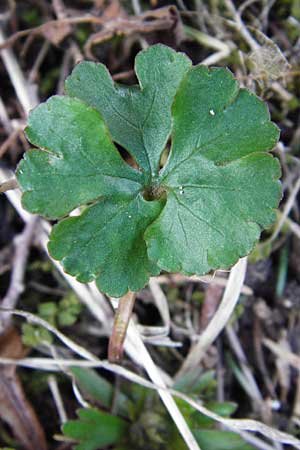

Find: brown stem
<box><xmin>0</xmin><ymin>178</ymin><xmax>18</xmax><ymax>194</ymax></box>
<box><xmin>108</xmin><ymin>291</ymin><xmax>136</xmax><ymax>363</ymax></box>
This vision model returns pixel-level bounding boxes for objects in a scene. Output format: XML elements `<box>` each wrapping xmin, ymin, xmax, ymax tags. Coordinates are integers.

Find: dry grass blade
<box><xmin>149</xmin><ymin>278</ymin><xmax>170</xmax><ymax>332</ymax></box>
<box><xmin>177</xmin><ymin>257</ymin><xmax>247</xmax><ymax>376</ymax></box>
<box><xmin>285</xmin><ymin>216</ymin><xmax>300</xmax><ymax>240</ymax></box>
<box><xmin>2</xmin><ymin>309</ymin><xmax>298</xmax><ymax>448</ymax></box>
<box><xmin>0</xmin><ymin>28</ymin><xmax>38</xmax><ymax>113</ymax></box>
<box><xmin>1</xmin><ymin>353</ymin><xmax>300</xmax><ymax>449</ymax></box>
<box><xmin>125</xmin><ymin>320</ymin><xmax>201</xmax><ymax>449</ymax></box>
<box><xmin>271</xmin><ymin>176</ymin><xmax>300</xmax><ymax>242</ymax></box>
<box><xmin>0</xmin><ymin>17</ymin><xmax>105</xmax><ymax>51</ymax></box>
<box><xmin>176</xmin><ymin>392</ymin><xmax>300</xmax><ymax>449</ymax></box>
<box><xmin>0</xmin><ymin>308</ymin><xmax>98</xmax><ymax>361</ymax></box>
<box><xmin>47</xmin><ymin>375</ymin><xmax>67</xmax><ymax>424</ymax></box>
<box><xmin>224</xmin><ymin>0</ymin><xmax>260</xmax><ymax>51</ymax></box>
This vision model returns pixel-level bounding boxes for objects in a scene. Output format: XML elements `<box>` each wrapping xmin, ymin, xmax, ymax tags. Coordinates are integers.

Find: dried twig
<box><xmin>224</xmin><ymin>0</ymin><xmax>259</xmax><ymax>51</ymax></box>
<box><xmin>0</xmin><ymin>217</ymin><xmax>38</xmax><ymax>334</ymax></box>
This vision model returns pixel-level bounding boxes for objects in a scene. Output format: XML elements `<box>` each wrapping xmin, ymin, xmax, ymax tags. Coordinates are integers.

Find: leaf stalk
<box><xmin>108</xmin><ymin>291</ymin><xmax>136</xmax><ymax>363</ymax></box>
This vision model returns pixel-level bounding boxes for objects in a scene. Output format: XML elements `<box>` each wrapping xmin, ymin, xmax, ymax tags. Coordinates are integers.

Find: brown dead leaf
<box><xmin>0</xmin><ymin>17</ymin><xmax>98</xmax><ymax>51</ymax></box>
<box><xmin>0</xmin><ymin>327</ymin><xmax>47</xmax><ymax>450</ymax></box>
<box><xmin>41</xmin><ymin>21</ymin><xmax>72</xmax><ymax>46</ymax></box>
<box><xmin>84</xmin><ymin>6</ymin><xmax>182</xmax><ymax>59</ymax></box>
<box><xmin>0</xmin><ymin>5</ymin><xmax>182</xmax><ymax>54</ymax></box>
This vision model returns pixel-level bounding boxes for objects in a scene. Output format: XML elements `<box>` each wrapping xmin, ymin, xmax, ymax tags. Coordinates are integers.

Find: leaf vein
<box><xmin>173</xmin><ymin>193</ymin><xmax>225</xmax><ymax>237</ymax></box>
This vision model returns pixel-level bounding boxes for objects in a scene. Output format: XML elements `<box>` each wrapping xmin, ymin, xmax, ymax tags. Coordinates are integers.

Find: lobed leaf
<box><xmin>16</xmin><ymin>44</ymin><xmax>281</xmax><ymax>297</ymax></box>
<box><xmin>62</xmin><ymin>408</ymin><xmax>126</xmax><ymax>450</ymax></box>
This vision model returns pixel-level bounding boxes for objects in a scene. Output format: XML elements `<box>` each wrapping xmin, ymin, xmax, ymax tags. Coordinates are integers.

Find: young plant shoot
<box><xmin>16</xmin><ymin>45</ymin><xmax>281</xmax><ymax>361</ymax></box>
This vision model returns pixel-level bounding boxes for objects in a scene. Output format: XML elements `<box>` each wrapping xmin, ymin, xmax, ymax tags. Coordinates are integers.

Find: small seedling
<box><xmin>16</xmin><ymin>45</ymin><xmax>281</xmax><ymax>361</ymax></box>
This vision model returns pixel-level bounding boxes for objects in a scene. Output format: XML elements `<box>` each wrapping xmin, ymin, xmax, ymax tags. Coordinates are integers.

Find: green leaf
<box><xmin>146</xmin><ymin>152</ymin><xmax>281</xmax><ymax>274</ymax></box>
<box><xmin>162</xmin><ymin>67</ymin><xmax>279</xmax><ymax>172</ymax></box>
<box><xmin>193</xmin><ymin>430</ymin><xmax>255</xmax><ymax>450</ymax></box>
<box><xmin>173</xmin><ymin>369</ymin><xmax>216</xmax><ymax>395</ymax></box>
<box><xmin>57</xmin><ymin>293</ymin><xmax>82</xmax><ymax>327</ymax></box>
<box><xmin>176</xmin><ymin>395</ymin><xmax>237</xmax><ymax>429</ymax></box>
<box><xmin>65</xmin><ymin>44</ymin><xmax>192</xmax><ymax>177</ymax></box>
<box><xmin>48</xmin><ymin>194</ymin><xmax>163</xmax><ymax>296</ymax></box>
<box><xmin>38</xmin><ymin>302</ymin><xmax>57</xmax><ymax>325</ymax></box>
<box><xmin>62</xmin><ymin>408</ymin><xmax>126</xmax><ymax>450</ymax></box>
<box><xmin>206</xmin><ymin>401</ymin><xmax>237</xmax><ymax>417</ymax></box>
<box><xmin>17</xmin><ymin>96</ymin><xmax>142</xmax><ymax>219</ymax></box>
<box><xmin>193</xmin><ymin>401</ymin><xmax>238</xmax><ymax>428</ymax></box>
<box><xmin>17</xmin><ymin>94</ymin><xmax>162</xmax><ymax>296</ymax></box>
<box><xmin>21</xmin><ymin>323</ymin><xmax>53</xmax><ymax>347</ymax></box>
<box><xmin>145</xmin><ymin>66</ymin><xmax>281</xmax><ymax>274</ymax></box>
<box><xmin>17</xmin><ymin>44</ymin><xmax>281</xmax><ymax>297</ymax></box>
<box><xmin>71</xmin><ymin>367</ymin><xmax>130</xmax><ymax>417</ymax></box>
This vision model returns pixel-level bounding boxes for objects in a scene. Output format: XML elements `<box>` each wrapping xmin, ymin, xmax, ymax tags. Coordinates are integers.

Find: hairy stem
<box><xmin>108</xmin><ymin>291</ymin><xmax>136</xmax><ymax>363</ymax></box>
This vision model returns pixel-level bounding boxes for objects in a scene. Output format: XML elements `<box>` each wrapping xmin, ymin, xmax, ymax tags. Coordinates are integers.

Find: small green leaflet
<box><xmin>62</xmin><ymin>408</ymin><xmax>126</xmax><ymax>450</ymax></box>
<box><xmin>17</xmin><ymin>44</ymin><xmax>281</xmax><ymax>297</ymax></box>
